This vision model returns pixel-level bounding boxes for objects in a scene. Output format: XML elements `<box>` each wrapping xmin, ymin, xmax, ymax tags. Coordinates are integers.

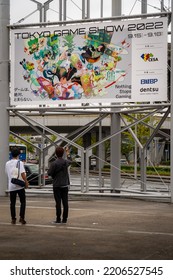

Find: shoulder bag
<box><xmin>11</xmin><ymin>161</ymin><xmax>25</xmax><ymax>188</ymax></box>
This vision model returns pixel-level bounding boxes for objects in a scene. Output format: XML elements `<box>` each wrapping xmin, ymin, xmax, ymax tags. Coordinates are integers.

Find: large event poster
<box><xmin>11</xmin><ymin>17</ymin><xmax>167</xmax><ymax>105</ymax></box>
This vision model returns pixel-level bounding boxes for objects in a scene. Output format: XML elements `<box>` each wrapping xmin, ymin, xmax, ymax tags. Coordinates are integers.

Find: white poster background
<box><xmin>11</xmin><ymin>17</ymin><xmax>167</xmax><ymax>106</ymax></box>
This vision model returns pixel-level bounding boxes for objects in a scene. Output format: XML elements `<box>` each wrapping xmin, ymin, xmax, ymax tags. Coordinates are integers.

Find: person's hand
<box><xmin>65</xmin><ymin>147</ymin><xmax>70</xmax><ymax>155</ymax></box>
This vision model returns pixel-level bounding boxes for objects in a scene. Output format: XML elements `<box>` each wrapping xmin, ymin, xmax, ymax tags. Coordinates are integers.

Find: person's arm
<box><xmin>65</xmin><ymin>147</ymin><xmax>72</xmax><ymax>159</ymax></box>
<box><xmin>21</xmin><ymin>172</ymin><xmax>29</xmax><ymax>188</ymax></box>
<box><xmin>20</xmin><ymin>161</ymin><xmax>29</xmax><ymax>188</ymax></box>
<box><xmin>48</xmin><ymin>161</ymin><xmax>56</xmax><ymax>178</ymax></box>
<box><xmin>65</xmin><ymin>147</ymin><xmax>73</xmax><ymax>166</ymax></box>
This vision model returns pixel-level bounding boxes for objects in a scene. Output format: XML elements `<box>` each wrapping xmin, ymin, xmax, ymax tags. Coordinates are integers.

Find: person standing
<box><xmin>5</xmin><ymin>147</ymin><xmax>28</xmax><ymax>224</ymax></box>
<box><xmin>48</xmin><ymin>146</ymin><xmax>72</xmax><ymax>224</ymax></box>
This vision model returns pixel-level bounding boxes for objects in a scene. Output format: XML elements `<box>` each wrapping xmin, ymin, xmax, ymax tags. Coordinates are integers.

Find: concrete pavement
<box><xmin>0</xmin><ymin>194</ymin><xmax>173</xmax><ymax>260</ymax></box>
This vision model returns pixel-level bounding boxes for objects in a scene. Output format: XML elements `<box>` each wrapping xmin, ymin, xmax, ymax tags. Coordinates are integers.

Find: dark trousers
<box><xmin>53</xmin><ymin>187</ymin><xmax>68</xmax><ymax>222</ymax></box>
<box><xmin>10</xmin><ymin>189</ymin><xmax>26</xmax><ymax>220</ymax></box>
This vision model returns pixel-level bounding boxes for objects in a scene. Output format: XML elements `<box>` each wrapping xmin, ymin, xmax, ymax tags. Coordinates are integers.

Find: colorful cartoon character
<box><xmin>81</xmin><ymin>72</ymin><xmax>93</xmax><ymax>97</ymax></box>
<box><xmin>47</xmin><ymin>35</ymin><xmax>60</xmax><ymax>59</ymax></box>
<box><xmin>70</xmin><ymin>53</ymin><xmax>83</xmax><ymax>70</ymax></box>
<box><xmin>27</xmin><ymin>38</ymin><xmax>39</xmax><ymax>54</ymax></box>
<box><xmin>79</xmin><ymin>44</ymin><xmax>106</xmax><ymax>64</ymax></box>
<box><xmin>20</xmin><ymin>59</ymin><xmax>34</xmax><ymax>71</ymax></box>
<box><xmin>37</xmin><ymin>77</ymin><xmax>54</xmax><ymax>98</ymax></box>
<box><xmin>18</xmin><ymin>29</ymin><xmax>129</xmax><ymax>102</ymax></box>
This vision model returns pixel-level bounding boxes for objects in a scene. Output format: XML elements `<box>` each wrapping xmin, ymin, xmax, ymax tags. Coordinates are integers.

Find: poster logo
<box><xmin>141</xmin><ymin>79</ymin><xmax>158</xmax><ymax>84</ymax></box>
<box><xmin>141</xmin><ymin>53</ymin><xmax>158</xmax><ymax>62</ymax></box>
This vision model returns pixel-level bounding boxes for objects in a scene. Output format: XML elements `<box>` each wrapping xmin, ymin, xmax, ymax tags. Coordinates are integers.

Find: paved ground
<box><xmin>0</xmin><ymin>194</ymin><xmax>173</xmax><ymax>260</ymax></box>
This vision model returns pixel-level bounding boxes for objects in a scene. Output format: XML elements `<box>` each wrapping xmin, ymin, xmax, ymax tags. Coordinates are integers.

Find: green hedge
<box><xmin>103</xmin><ymin>165</ymin><xmax>170</xmax><ymax>176</ymax></box>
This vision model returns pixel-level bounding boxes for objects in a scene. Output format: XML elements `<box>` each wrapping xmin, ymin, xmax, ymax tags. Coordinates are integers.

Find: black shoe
<box><xmin>11</xmin><ymin>218</ymin><xmax>16</xmax><ymax>224</ymax></box>
<box><xmin>52</xmin><ymin>220</ymin><xmax>61</xmax><ymax>224</ymax></box>
<box><xmin>62</xmin><ymin>220</ymin><xmax>67</xmax><ymax>224</ymax></box>
<box><xmin>19</xmin><ymin>218</ymin><xmax>26</xmax><ymax>224</ymax></box>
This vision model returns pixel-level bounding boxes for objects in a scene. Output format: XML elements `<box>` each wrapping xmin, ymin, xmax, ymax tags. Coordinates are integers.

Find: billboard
<box><xmin>11</xmin><ymin>17</ymin><xmax>167</xmax><ymax>105</ymax></box>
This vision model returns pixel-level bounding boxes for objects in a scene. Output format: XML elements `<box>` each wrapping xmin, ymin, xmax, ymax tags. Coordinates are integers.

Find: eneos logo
<box><xmin>141</xmin><ymin>53</ymin><xmax>158</xmax><ymax>62</ymax></box>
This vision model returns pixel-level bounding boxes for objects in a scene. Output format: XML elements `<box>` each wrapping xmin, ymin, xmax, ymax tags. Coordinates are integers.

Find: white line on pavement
<box><xmin>128</xmin><ymin>230</ymin><xmax>173</xmax><ymax>237</ymax></box>
<box><xmin>0</xmin><ymin>222</ymin><xmax>106</xmax><ymax>232</ymax></box>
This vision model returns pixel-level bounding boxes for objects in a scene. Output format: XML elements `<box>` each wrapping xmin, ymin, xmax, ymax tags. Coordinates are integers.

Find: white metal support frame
<box><xmin>171</xmin><ymin>0</ymin><xmax>173</xmax><ymax>203</ymax></box>
<box><xmin>5</xmin><ymin>9</ymin><xmax>172</xmax><ymax>200</ymax></box>
<box><xmin>29</xmin><ymin>0</ymin><xmax>53</xmax><ymax>22</ymax></box>
<box><xmin>8</xmin><ymin>102</ymin><xmax>170</xmax><ymax>197</ymax></box>
<box><xmin>0</xmin><ymin>0</ymin><xmax>10</xmax><ymax>196</ymax></box>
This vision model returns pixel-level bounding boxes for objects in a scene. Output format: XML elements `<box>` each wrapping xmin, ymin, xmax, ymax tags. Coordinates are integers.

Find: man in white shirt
<box><xmin>5</xmin><ymin>147</ymin><xmax>28</xmax><ymax>224</ymax></box>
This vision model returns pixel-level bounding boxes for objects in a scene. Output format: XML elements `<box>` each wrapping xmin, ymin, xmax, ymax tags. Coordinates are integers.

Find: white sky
<box><xmin>10</xmin><ymin>0</ymin><xmax>171</xmax><ymax>24</ymax></box>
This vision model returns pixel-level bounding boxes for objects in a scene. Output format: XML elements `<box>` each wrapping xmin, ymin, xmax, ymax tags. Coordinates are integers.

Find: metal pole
<box><xmin>63</xmin><ymin>0</ymin><xmax>67</xmax><ymax>21</ymax></box>
<box><xmin>80</xmin><ymin>150</ymin><xmax>85</xmax><ymax>192</ymax></box>
<box><xmin>42</xmin><ymin>124</ymin><xmax>45</xmax><ymax>186</ymax></box>
<box><xmin>59</xmin><ymin>0</ymin><xmax>62</xmax><ymax>21</ymax></box>
<box><xmin>87</xmin><ymin>0</ymin><xmax>90</xmax><ymax>18</ymax></box>
<box><xmin>134</xmin><ymin>116</ymin><xmax>138</xmax><ymax>179</ymax></box>
<box><xmin>141</xmin><ymin>0</ymin><xmax>147</xmax><ymax>14</ymax></box>
<box><xmin>140</xmin><ymin>0</ymin><xmax>147</xmax><ymax>191</ymax></box>
<box><xmin>112</xmin><ymin>0</ymin><xmax>121</xmax><ymax>16</ymax></box>
<box><xmin>161</xmin><ymin>0</ymin><xmax>164</xmax><ymax>11</ymax></box>
<box><xmin>85</xmin><ymin>149</ymin><xmax>90</xmax><ymax>192</ymax></box>
<box><xmin>170</xmin><ymin>0</ymin><xmax>173</xmax><ymax>203</ymax></box>
<box><xmin>110</xmin><ymin>111</ymin><xmax>121</xmax><ymax>192</ymax></box>
<box><xmin>42</xmin><ymin>148</ymin><xmax>46</xmax><ymax>186</ymax></box>
<box><xmin>44</xmin><ymin>0</ymin><xmax>53</xmax><ymax>22</ymax></box>
<box><xmin>111</xmin><ymin>0</ymin><xmax>121</xmax><ymax>192</ymax></box>
<box><xmin>140</xmin><ymin>148</ymin><xmax>147</xmax><ymax>191</ymax></box>
<box><xmin>30</xmin><ymin>0</ymin><xmax>43</xmax><ymax>22</ymax></box>
<box><xmin>44</xmin><ymin>6</ymin><xmax>47</xmax><ymax>23</ymax></box>
<box><xmin>38</xmin><ymin>149</ymin><xmax>42</xmax><ymax>187</ymax></box>
<box><xmin>9</xmin><ymin>12</ymin><xmax>169</xmax><ymax>28</ymax></box>
<box><xmin>40</xmin><ymin>5</ymin><xmax>44</xmax><ymax>23</ymax></box>
<box><xmin>101</xmin><ymin>0</ymin><xmax>103</xmax><ymax>17</ymax></box>
<box><xmin>0</xmin><ymin>0</ymin><xmax>10</xmax><ymax>196</ymax></box>
<box><xmin>98</xmin><ymin>108</ymin><xmax>103</xmax><ymax>189</ymax></box>
<box><xmin>82</xmin><ymin>0</ymin><xmax>85</xmax><ymax>19</ymax></box>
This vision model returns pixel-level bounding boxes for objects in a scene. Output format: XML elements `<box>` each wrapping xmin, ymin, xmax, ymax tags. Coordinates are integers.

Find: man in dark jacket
<box><xmin>48</xmin><ymin>146</ymin><xmax>72</xmax><ymax>224</ymax></box>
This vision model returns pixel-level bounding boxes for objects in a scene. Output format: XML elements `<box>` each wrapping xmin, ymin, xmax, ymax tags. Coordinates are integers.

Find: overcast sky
<box><xmin>10</xmin><ymin>0</ymin><xmax>171</xmax><ymax>25</ymax></box>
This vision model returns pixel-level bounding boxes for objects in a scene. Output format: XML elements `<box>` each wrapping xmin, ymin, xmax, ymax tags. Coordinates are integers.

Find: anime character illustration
<box><xmin>17</xmin><ymin>27</ymin><xmax>130</xmax><ymax>102</ymax></box>
<box><xmin>79</xmin><ymin>44</ymin><xmax>106</xmax><ymax>64</ymax></box>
